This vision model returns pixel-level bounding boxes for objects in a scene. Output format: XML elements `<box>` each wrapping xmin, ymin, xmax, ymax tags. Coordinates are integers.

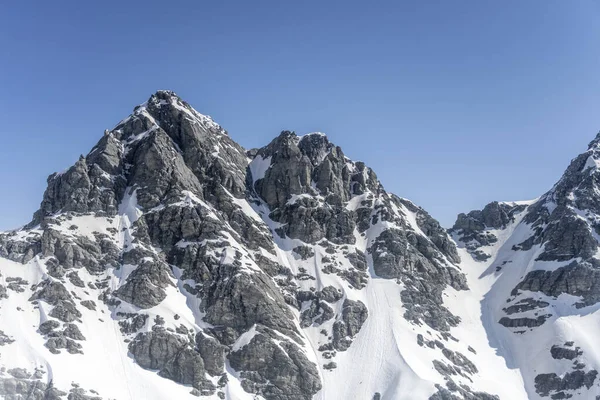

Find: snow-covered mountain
<box><xmin>450</xmin><ymin>134</ymin><xmax>600</xmax><ymax>400</ymax></box>
<box><xmin>0</xmin><ymin>90</ymin><xmax>597</xmax><ymax>400</ymax></box>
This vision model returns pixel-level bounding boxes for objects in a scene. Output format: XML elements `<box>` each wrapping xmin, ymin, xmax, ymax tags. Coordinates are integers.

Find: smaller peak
<box><xmin>298</xmin><ymin>131</ymin><xmax>332</xmax><ymax>148</ymax></box>
<box><xmin>150</xmin><ymin>89</ymin><xmax>180</xmax><ymax>100</ymax></box>
<box><xmin>299</xmin><ymin>132</ymin><xmax>327</xmax><ymax>140</ymax></box>
<box><xmin>587</xmin><ymin>131</ymin><xmax>600</xmax><ymax>150</ymax></box>
<box><xmin>277</xmin><ymin>130</ymin><xmax>297</xmax><ymax>138</ymax></box>
<box><xmin>146</xmin><ymin>90</ymin><xmax>187</xmax><ymax>109</ymax></box>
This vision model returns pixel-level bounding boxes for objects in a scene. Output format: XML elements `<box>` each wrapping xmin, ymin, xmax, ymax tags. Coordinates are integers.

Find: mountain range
<box><xmin>1</xmin><ymin>90</ymin><xmax>599</xmax><ymax>400</ymax></box>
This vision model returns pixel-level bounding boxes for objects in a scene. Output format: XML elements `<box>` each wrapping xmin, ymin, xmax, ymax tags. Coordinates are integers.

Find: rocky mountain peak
<box><xmin>587</xmin><ymin>130</ymin><xmax>600</xmax><ymax>150</ymax></box>
<box><xmin>0</xmin><ymin>91</ymin><xmax>501</xmax><ymax>400</ymax></box>
<box><xmin>453</xmin><ymin>130</ymin><xmax>600</xmax><ymax>264</ymax></box>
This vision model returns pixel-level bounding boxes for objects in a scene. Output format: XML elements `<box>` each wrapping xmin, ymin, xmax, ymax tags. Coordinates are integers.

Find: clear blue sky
<box><xmin>1</xmin><ymin>1</ymin><xmax>600</xmax><ymax>229</ymax></box>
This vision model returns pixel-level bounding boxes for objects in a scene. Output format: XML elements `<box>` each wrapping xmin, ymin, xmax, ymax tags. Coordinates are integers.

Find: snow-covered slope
<box><xmin>451</xmin><ymin>134</ymin><xmax>600</xmax><ymax>400</ymax></box>
<box><xmin>1</xmin><ymin>90</ymin><xmax>598</xmax><ymax>400</ymax></box>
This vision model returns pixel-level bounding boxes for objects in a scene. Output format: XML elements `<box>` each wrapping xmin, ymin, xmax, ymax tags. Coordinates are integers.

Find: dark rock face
<box><xmin>0</xmin><ymin>330</ymin><xmax>14</xmax><ymax>346</ymax></box>
<box><xmin>39</xmin><ymin>228</ymin><xmax>119</xmax><ymax>274</ymax></box>
<box><xmin>441</xmin><ymin>348</ymin><xmax>477</xmax><ymax>375</ymax></box>
<box><xmin>331</xmin><ymin>299</ymin><xmax>368</xmax><ymax>351</ymax></box>
<box><xmin>229</xmin><ymin>332</ymin><xmax>321</xmax><ymax>400</ymax></box>
<box><xmin>29</xmin><ymin>280</ymin><xmax>72</xmax><ymax>305</ymax></box>
<box><xmin>32</xmin><ymin>155</ymin><xmax>123</xmax><ymax>223</ymax></box>
<box><xmin>114</xmin><ymin>261</ymin><xmax>173</xmax><ymax>309</ymax></box>
<box><xmin>129</xmin><ymin>331</ymin><xmax>215</xmax><ymax>393</ymax></box>
<box><xmin>551</xmin><ymin>344</ymin><xmax>582</xmax><ymax>360</ymax></box>
<box><xmin>535</xmin><ymin>370</ymin><xmax>598</xmax><ymax>398</ymax></box>
<box><xmin>118</xmin><ymin>313</ymin><xmax>148</xmax><ymax>334</ymax></box>
<box><xmin>45</xmin><ymin>335</ymin><xmax>83</xmax><ymax>355</ymax></box>
<box><xmin>293</xmin><ymin>246</ymin><xmax>314</xmax><ymax>260</ymax></box>
<box><xmin>533</xmin><ymin>344</ymin><xmax>598</xmax><ymax>399</ymax></box>
<box><xmin>534</xmin><ymin>213</ymin><xmax>597</xmax><ymax>262</ymax></box>
<box><xmin>369</xmin><ymin>227</ymin><xmax>465</xmax><ymax>331</ymax></box>
<box><xmin>400</xmin><ymin>198</ymin><xmax>460</xmax><ymax>264</ymax></box>
<box><xmin>129</xmin><ymin>331</ymin><xmax>188</xmax><ymax>370</ymax></box>
<box><xmin>503</xmin><ymin>298</ymin><xmax>550</xmax><ymax>315</ymax></box>
<box><xmin>320</xmin><ymin>286</ymin><xmax>343</xmax><ymax>303</ymax></box>
<box><xmin>511</xmin><ymin>260</ymin><xmax>600</xmax><ymax>308</ymax></box>
<box><xmin>454</xmin><ymin>202</ymin><xmax>515</xmax><ymax>232</ymax></box>
<box><xmin>300</xmin><ymin>299</ymin><xmax>334</xmax><ymax>328</ymax></box>
<box><xmin>451</xmin><ymin>201</ymin><xmax>528</xmax><ymax>262</ymax></box>
<box><xmin>202</xmin><ymin>271</ymin><xmax>300</xmax><ymax>341</ymax></box>
<box><xmin>498</xmin><ymin>315</ymin><xmax>550</xmax><ymax>329</ymax></box>
<box><xmin>195</xmin><ymin>332</ymin><xmax>226</xmax><ymax>376</ymax></box>
<box><xmin>505</xmin><ymin>136</ymin><xmax>600</xmax><ymax>305</ymax></box>
<box><xmin>0</xmin><ymin>232</ymin><xmax>41</xmax><ymax>263</ymax></box>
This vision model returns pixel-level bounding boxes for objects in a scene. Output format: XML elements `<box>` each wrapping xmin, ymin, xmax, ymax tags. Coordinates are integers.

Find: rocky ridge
<box><xmin>453</xmin><ymin>133</ymin><xmax>600</xmax><ymax>399</ymax></box>
<box><xmin>0</xmin><ymin>91</ymin><xmax>493</xmax><ymax>400</ymax></box>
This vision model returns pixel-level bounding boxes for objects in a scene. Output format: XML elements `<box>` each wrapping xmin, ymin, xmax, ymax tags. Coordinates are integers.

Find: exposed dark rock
<box><xmin>429</xmin><ymin>383</ymin><xmax>500</xmax><ymax>400</ymax></box>
<box><xmin>369</xmin><ymin>227</ymin><xmax>467</xmax><ymax>330</ymax></box>
<box><xmin>39</xmin><ymin>320</ymin><xmax>61</xmax><ymax>335</ymax></box>
<box><xmin>300</xmin><ymin>299</ymin><xmax>334</xmax><ymax>328</ymax></box>
<box><xmin>0</xmin><ymin>330</ymin><xmax>14</xmax><ymax>346</ymax></box>
<box><xmin>536</xmin><ymin>213</ymin><xmax>598</xmax><ymax>261</ymax></box>
<box><xmin>67</xmin><ymin>271</ymin><xmax>85</xmax><ymax>288</ymax></box>
<box><xmin>498</xmin><ymin>315</ymin><xmax>550</xmax><ymax>328</ymax></box>
<box><xmin>68</xmin><ymin>387</ymin><xmax>102</xmax><ymax>400</ymax></box>
<box><xmin>451</xmin><ymin>201</ymin><xmax>527</xmax><ymax>262</ymax></box>
<box><xmin>129</xmin><ymin>330</ymin><xmax>214</xmax><ymax>393</ymax></box>
<box><xmin>535</xmin><ymin>370</ymin><xmax>598</xmax><ymax>398</ymax></box>
<box><xmin>323</xmin><ymin>362</ymin><xmax>337</xmax><ymax>370</ymax></box>
<box><xmin>63</xmin><ymin>324</ymin><xmax>85</xmax><ymax>341</ymax></box>
<box><xmin>202</xmin><ymin>271</ymin><xmax>300</xmax><ymax>340</ymax></box>
<box><xmin>551</xmin><ymin>345</ymin><xmax>582</xmax><ymax>360</ymax></box>
<box><xmin>7</xmin><ymin>368</ymin><xmax>30</xmax><ymax>379</ymax></box>
<box><xmin>45</xmin><ymin>335</ymin><xmax>83</xmax><ymax>354</ymax></box>
<box><xmin>293</xmin><ymin>246</ymin><xmax>315</xmax><ymax>260</ymax></box>
<box><xmin>512</xmin><ymin>260</ymin><xmax>600</xmax><ymax>308</ymax></box>
<box><xmin>228</xmin><ymin>332</ymin><xmax>321</xmax><ymax>400</ymax></box>
<box><xmin>346</xmin><ymin>250</ymin><xmax>367</xmax><ymax>271</ymax></box>
<box><xmin>320</xmin><ymin>286</ymin><xmax>343</xmax><ymax>303</ymax></box>
<box><xmin>115</xmin><ymin>261</ymin><xmax>173</xmax><ymax>309</ymax></box>
<box><xmin>195</xmin><ymin>332</ymin><xmax>226</xmax><ymax>376</ymax></box>
<box><xmin>49</xmin><ymin>300</ymin><xmax>83</xmax><ymax>323</ymax></box>
<box><xmin>6</xmin><ymin>277</ymin><xmax>28</xmax><ymax>292</ymax></box>
<box><xmin>80</xmin><ymin>300</ymin><xmax>96</xmax><ymax>311</ymax></box>
<box><xmin>332</xmin><ymin>299</ymin><xmax>368</xmax><ymax>351</ymax></box>
<box><xmin>29</xmin><ymin>280</ymin><xmax>72</xmax><ymax>305</ymax></box>
<box><xmin>503</xmin><ymin>298</ymin><xmax>550</xmax><ymax>315</ymax></box>
<box><xmin>118</xmin><ymin>313</ymin><xmax>148</xmax><ymax>335</ymax></box>
<box><xmin>441</xmin><ymin>348</ymin><xmax>478</xmax><ymax>375</ymax></box>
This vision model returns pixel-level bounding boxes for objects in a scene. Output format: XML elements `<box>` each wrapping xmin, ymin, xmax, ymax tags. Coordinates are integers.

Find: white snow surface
<box><xmin>248</xmin><ymin>155</ymin><xmax>272</xmax><ymax>184</ymax></box>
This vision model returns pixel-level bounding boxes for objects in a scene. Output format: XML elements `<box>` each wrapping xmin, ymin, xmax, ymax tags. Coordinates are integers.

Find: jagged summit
<box><xmin>116</xmin><ymin>90</ymin><xmax>227</xmax><ymax>138</ymax></box>
<box><xmin>587</xmin><ymin>130</ymin><xmax>600</xmax><ymax>150</ymax></box>
<box><xmin>153</xmin><ymin>89</ymin><xmax>180</xmax><ymax>97</ymax></box>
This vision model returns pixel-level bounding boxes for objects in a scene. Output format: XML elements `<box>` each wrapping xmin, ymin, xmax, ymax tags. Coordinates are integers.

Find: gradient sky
<box><xmin>1</xmin><ymin>1</ymin><xmax>600</xmax><ymax>230</ymax></box>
